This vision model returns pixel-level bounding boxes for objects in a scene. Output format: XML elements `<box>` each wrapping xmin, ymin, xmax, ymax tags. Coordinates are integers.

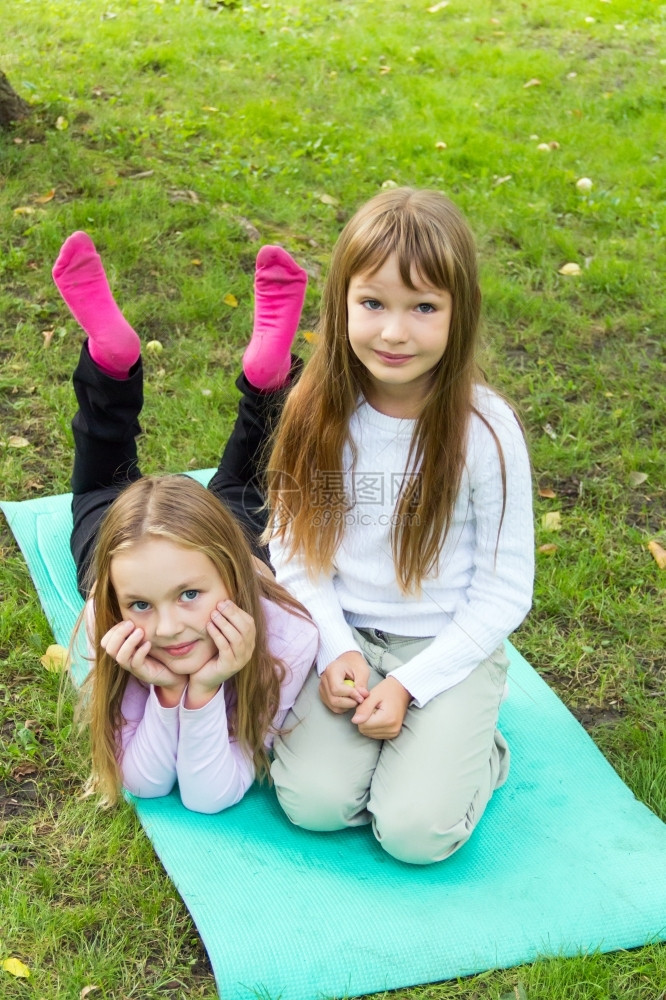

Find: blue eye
<box><xmin>362</xmin><ymin>299</ymin><xmax>383</xmax><ymax>311</ymax></box>
<box><xmin>130</xmin><ymin>600</ymin><xmax>151</xmax><ymax>612</ymax></box>
<box><xmin>416</xmin><ymin>302</ymin><xmax>436</xmax><ymax>314</ymax></box>
<box><xmin>181</xmin><ymin>589</ymin><xmax>200</xmax><ymax>603</ymax></box>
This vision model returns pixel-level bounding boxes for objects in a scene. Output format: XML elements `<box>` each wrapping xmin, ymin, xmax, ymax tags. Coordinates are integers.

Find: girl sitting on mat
<box><xmin>262</xmin><ymin>188</ymin><xmax>535</xmax><ymax>864</ymax></box>
<box><xmin>53</xmin><ymin>233</ymin><xmax>318</xmax><ymax>813</ymax></box>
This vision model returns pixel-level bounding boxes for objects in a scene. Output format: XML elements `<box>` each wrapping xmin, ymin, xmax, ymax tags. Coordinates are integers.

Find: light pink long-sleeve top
<box><xmin>114</xmin><ymin>597</ymin><xmax>318</xmax><ymax>813</ymax></box>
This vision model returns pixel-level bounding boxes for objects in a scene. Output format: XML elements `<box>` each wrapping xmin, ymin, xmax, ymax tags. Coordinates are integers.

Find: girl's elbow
<box><xmin>179</xmin><ymin>788</ymin><xmax>243</xmax><ymax>814</ymax></box>
<box><xmin>123</xmin><ymin>777</ymin><xmax>175</xmax><ymax>800</ymax></box>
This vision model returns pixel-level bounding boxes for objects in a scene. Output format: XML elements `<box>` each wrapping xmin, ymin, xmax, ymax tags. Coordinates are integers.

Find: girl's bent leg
<box><xmin>207</xmin><ymin>244</ymin><xmax>306</xmax><ymax>562</ymax></box>
<box><xmin>70</xmin><ymin>342</ymin><xmax>143</xmax><ymax>596</ymax></box>
<box><xmin>207</xmin><ymin>359</ymin><xmax>302</xmax><ymax>564</ymax></box>
<box><xmin>271</xmin><ymin>665</ymin><xmax>383</xmax><ymax>830</ymax></box>
<box><xmin>369</xmin><ymin>647</ymin><xmax>510</xmax><ymax>864</ymax></box>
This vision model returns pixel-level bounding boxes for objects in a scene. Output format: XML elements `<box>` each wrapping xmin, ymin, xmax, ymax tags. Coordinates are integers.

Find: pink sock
<box><xmin>52</xmin><ymin>232</ymin><xmax>141</xmax><ymax>379</ymax></box>
<box><xmin>242</xmin><ymin>245</ymin><xmax>308</xmax><ymax>390</ymax></box>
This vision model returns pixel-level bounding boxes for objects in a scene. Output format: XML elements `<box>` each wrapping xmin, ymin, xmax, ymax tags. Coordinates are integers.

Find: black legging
<box><xmin>70</xmin><ymin>342</ymin><xmax>298</xmax><ymax>597</ymax></box>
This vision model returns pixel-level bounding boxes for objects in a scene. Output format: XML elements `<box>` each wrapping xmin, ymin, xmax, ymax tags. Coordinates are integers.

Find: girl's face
<box><xmin>346</xmin><ymin>253</ymin><xmax>452</xmax><ymax>419</ymax></box>
<box><xmin>109</xmin><ymin>537</ymin><xmax>231</xmax><ymax>676</ymax></box>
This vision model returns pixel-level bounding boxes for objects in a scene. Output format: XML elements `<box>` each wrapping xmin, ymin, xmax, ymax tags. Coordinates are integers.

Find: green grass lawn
<box><xmin>1</xmin><ymin>0</ymin><xmax>665</xmax><ymax>996</ymax></box>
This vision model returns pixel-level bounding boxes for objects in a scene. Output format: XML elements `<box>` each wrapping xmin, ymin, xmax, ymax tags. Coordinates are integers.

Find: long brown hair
<box><xmin>79</xmin><ymin>474</ymin><xmax>310</xmax><ymax>806</ymax></box>
<box><xmin>267</xmin><ymin>187</ymin><xmax>506</xmax><ymax>592</ymax></box>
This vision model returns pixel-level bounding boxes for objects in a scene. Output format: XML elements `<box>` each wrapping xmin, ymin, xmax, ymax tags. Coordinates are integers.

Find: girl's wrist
<box><xmin>184</xmin><ymin>679</ymin><xmax>222</xmax><ymax>711</ymax></box>
<box><xmin>154</xmin><ymin>682</ymin><xmax>186</xmax><ymax>708</ymax></box>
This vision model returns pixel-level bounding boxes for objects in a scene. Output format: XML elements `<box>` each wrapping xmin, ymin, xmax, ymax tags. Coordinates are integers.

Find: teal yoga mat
<box><xmin>3</xmin><ymin>484</ymin><xmax>666</xmax><ymax>1000</ymax></box>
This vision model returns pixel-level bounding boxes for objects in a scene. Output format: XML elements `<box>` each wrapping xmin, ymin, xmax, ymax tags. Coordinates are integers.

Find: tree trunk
<box><xmin>0</xmin><ymin>70</ymin><xmax>31</xmax><ymax>128</ymax></box>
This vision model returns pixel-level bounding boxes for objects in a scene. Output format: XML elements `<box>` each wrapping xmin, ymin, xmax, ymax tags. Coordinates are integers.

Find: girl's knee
<box><xmin>371</xmin><ymin>801</ymin><xmax>477</xmax><ymax>865</ymax></box>
<box><xmin>272</xmin><ymin>763</ymin><xmax>367</xmax><ymax>832</ymax></box>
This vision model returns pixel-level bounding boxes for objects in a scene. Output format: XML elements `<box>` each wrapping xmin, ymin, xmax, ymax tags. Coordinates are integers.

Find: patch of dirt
<box><xmin>536</xmin><ymin>475</ymin><xmax>583</xmax><ymax>509</ymax></box>
<box><xmin>570</xmin><ymin>706</ymin><xmax>626</xmax><ymax>730</ymax></box>
<box><xmin>0</xmin><ymin>776</ymin><xmax>40</xmax><ymax>819</ymax></box>
<box><xmin>625</xmin><ymin>489</ymin><xmax>666</xmax><ymax>534</ymax></box>
<box><xmin>504</xmin><ymin>345</ymin><xmax>531</xmax><ymax>370</ymax></box>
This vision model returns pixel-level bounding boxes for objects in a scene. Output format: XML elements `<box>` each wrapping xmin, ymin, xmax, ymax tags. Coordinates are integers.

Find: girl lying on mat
<box><xmin>53</xmin><ymin>234</ymin><xmax>318</xmax><ymax>813</ymax></box>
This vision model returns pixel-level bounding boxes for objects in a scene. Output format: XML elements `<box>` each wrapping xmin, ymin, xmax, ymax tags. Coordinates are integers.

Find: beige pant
<box><xmin>271</xmin><ymin>628</ymin><xmax>510</xmax><ymax>865</ymax></box>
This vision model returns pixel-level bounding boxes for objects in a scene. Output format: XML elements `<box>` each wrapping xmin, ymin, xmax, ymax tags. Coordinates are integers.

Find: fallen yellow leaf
<box><xmin>538</xmin><ymin>543</ymin><xmax>558</xmax><ymax>555</ymax></box>
<box><xmin>319</xmin><ymin>193</ymin><xmax>339</xmax><ymax>206</ymax></box>
<box><xmin>34</xmin><ymin>188</ymin><xmax>56</xmax><ymax>204</ymax></box>
<box><xmin>55</xmin><ymin>116</ymin><xmax>69</xmax><ymax>130</ymax></box>
<box><xmin>13</xmin><ymin>206</ymin><xmax>35</xmax><ymax>215</ymax></box>
<box><xmin>223</xmin><ymin>293</ymin><xmax>238</xmax><ymax>308</ymax></box>
<box><xmin>538</xmin><ymin>488</ymin><xmax>557</xmax><ymax>499</ymax></box>
<box><xmin>628</xmin><ymin>471</ymin><xmax>648</xmax><ymax>487</ymax></box>
<box><xmin>80</xmin><ymin>986</ymin><xmax>100</xmax><ymax>999</ymax></box>
<box><xmin>302</xmin><ymin>330</ymin><xmax>320</xmax><ymax>344</ymax></box>
<box><xmin>8</xmin><ymin>436</ymin><xmax>30</xmax><ymax>448</ymax></box>
<box><xmin>40</xmin><ymin>644</ymin><xmax>70</xmax><ymax>674</ymax></box>
<box><xmin>427</xmin><ymin>0</ymin><xmax>449</xmax><ymax>11</ymax></box>
<box><xmin>190</xmin><ymin>259</ymin><xmax>202</xmax><ymax>266</ymax></box>
<box><xmin>2</xmin><ymin>958</ymin><xmax>30</xmax><ymax>978</ymax></box>
<box><xmin>523</xmin><ymin>78</ymin><xmax>541</xmax><ymax>88</ymax></box>
<box><xmin>648</xmin><ymin>540</ymin><xmax>666</xmax><ymax>570</ymax></box>
<box><xmin>42</xmin><ymin>329</ymin><xmax>55</xmax><ymax>347</ymax></box>
<box><xmin>435</xmin><ymin>141</ymin><xmax>447</xmax><ymax>150</ymax></box>
<box><xmin>558</xmin><ymin>262</ymin><xmax>581</xmax><ymax>276</ymax></box>
<box><xmin>542</xmin><ymin>511</ymin><xmax>562</xmax><ymax>532</ymax></box>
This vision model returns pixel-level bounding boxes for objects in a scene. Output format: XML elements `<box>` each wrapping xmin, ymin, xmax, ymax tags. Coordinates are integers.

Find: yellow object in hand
<box><xmin>343</xmin><ymin>678</ymin><xmax>356</xmax><ymax>688</ymax></box>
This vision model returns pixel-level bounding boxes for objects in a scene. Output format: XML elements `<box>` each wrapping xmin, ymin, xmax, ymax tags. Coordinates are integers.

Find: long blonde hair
<box><xmin>268</xmin><ymin>187</ymin><xmax>507</xmax><ymax>592</ymax></box>
<box><xmin>80</xmin><ymin>475</ymin><xmax>310</xmax><ymax>805</ymax></box>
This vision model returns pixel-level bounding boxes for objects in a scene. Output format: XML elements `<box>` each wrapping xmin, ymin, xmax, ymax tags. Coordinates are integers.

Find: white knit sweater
<box><xmin>270</xmin><ymin>386</ymin><xmax>534</xmax><ymax>707</ymax></box>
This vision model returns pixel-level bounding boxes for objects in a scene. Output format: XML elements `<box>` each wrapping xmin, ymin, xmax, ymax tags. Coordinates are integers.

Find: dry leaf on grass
<box><xmin>542</xmin><ymin>423</ymin><xmax>557</xmax><ymax>441</ymax></box>
<box><xmin>629</xmin><ymin>471</ymin><xmax>648</xmax><ymax>487</ymax></box>
<box><xmin>42</xmin><ymin>329</ymin><xmax>55</xmax><ymax>347</ymax></box>
<box><xmin>319</xmin><ymin>193</ymin><xmax>339</xmax><ymax>206</ymax></box>
<box><xmin>427</xmin><ymin>1</ymin><xmax>449</xmax><ymax>11</ymax></box>
<box><xmin>223</xmin><ymin>293</ymin><xmax>238</xmax><ymax>308</ymax></box>
<box><xmin>34</xmin><ymin>188</ymin><xmax>56</xmax><ymax>203</ymax></box>
<box><xmin>40</xmin><ymin>644</ymin><xmax>70</xmax><ymax>673</ymax></box>
<box><xmin>558</xmin><ymin>262</ymin><xmax>582</xmax><ymax>276</ymax></box>
<box><xmin>648</xmin><ymin>540</ymin><xmax>666</xmax><ymax>570</ymax></box>
<box><xmin>541</xmin><ymin>511</ymin><xmax>562</xmax><ymax>531</ymax></box>
<box><xmin>538</xmin><ymin>543</ymin><xmax>558</xmax><ymax>555</ymax></box>
<box><xmin>8</xmin><ymin>436</ymin><xmax>30</xmax><ymax>448</ymax></box>
<box><xmin>500</xmin><ymin>985</ymin><xmax>528</xmax><ymax>1000</ymax></box>
<box><xmin>538</xmin><ymin>487</ymin><xmax>557</xmax><ymax>499</ymax></box>
<box><xmin>2</xmin><ymin>958</ymin><xmax>31</xmax><ymax>978</ymax></box>
<box><xmin>13</xmin><ymin>205</ymin><xmax>35</xmax><ymax>215</ymax></box>
<box><xmin>523</xmin><ymin>78</ymin><xmax>541</xmax><ymax>88</ymax></box>
<box><xmin>80</xmin><ymin>987</ymin><xmax>100</xmax><ymax>999</ymax></box>
<box><xmin>167</xmin><ymin>188</ymin><xmax>199</xmax><ymax>204</ymax></box>
<box><xmin>235</xmin><ymin>215</ymin><xmax>261</xmax><ymax>241</ymax></box>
